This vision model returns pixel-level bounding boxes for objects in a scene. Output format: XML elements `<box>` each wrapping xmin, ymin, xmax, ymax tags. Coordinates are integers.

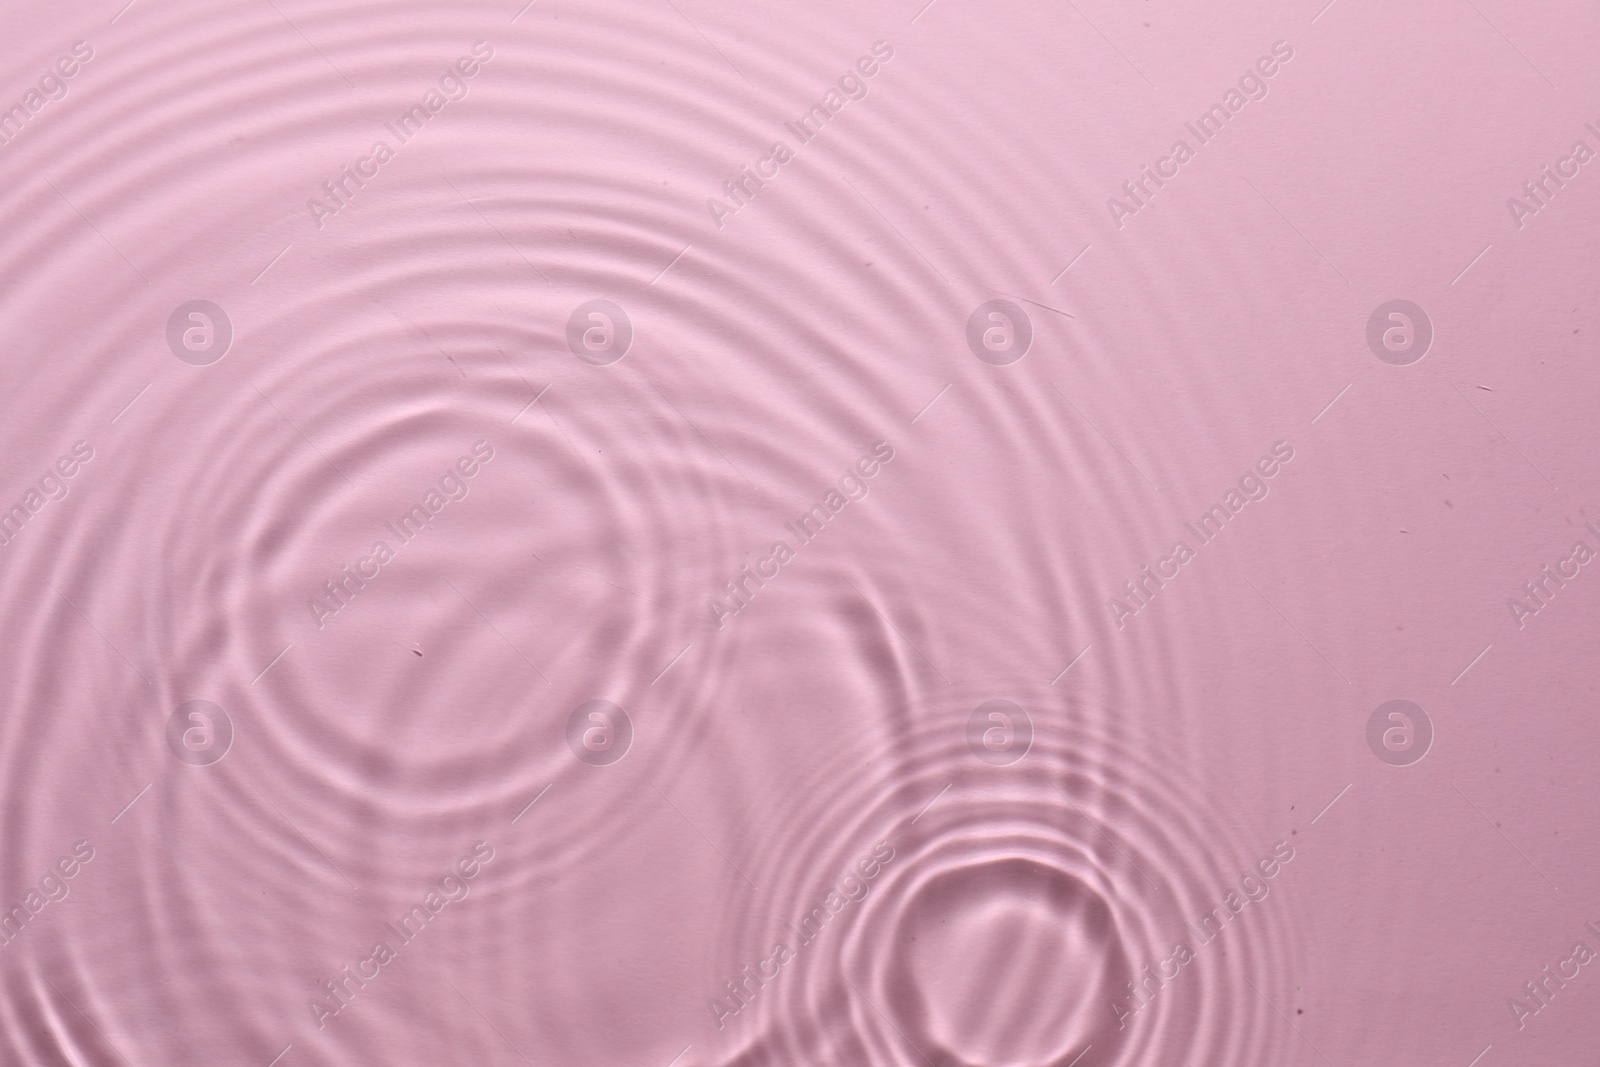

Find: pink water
<box><xmin>1</xmin><ymin>0</ymin><xmax>1598</xmax><ymax>1064</ymax></box>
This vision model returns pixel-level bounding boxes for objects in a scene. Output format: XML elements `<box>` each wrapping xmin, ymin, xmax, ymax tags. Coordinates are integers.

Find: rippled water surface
<box><xmin>2</xmin><ymin>0</ymin><xmax>1599</xmax><ymax>1064</ymax></box>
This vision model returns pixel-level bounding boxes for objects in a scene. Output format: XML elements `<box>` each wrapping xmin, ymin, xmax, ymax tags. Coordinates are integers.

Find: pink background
<box><xmin>0</xmin><ymin>0</ymin><xmax>1597</xmax><ymax>1064</ymax></box>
